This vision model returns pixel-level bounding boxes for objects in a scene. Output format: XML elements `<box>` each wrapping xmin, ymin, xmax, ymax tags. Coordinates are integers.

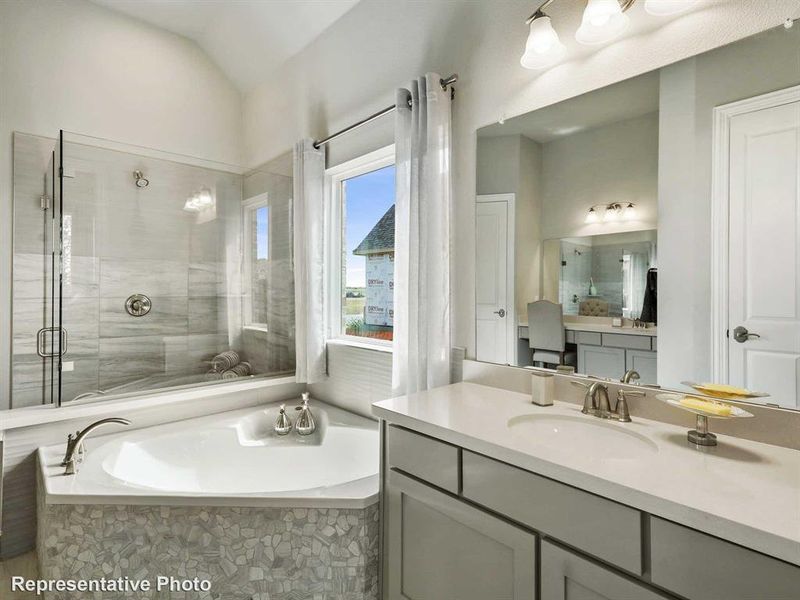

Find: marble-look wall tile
<box><xmin>12</xmin><ymin>134</ymin><xmax>53</xmax><ymax>256</ymax></box>
<box><xmin>97</xmin><ymin>336</ymin><xmax>168</xmax><ymax>390</ymax></box>
<box><xmin>187</xmin><ymin>297</ymin><xmax>220</xmax><ymax>335</ymax></box>
<box><xmin>100</xmin><ymin>296</ymin><xmax>188</xmax><ymax>338</ymax></box>
<box><xmin>188</xmin><ymin>262</ymin><xmax>224</xmax><ymax>297</ymax></box>
<box><xmin>12</xmin><ymin>355</ymin><xmax>99</xmax><ymax>394</ymax></box>
<box><xmin>38</xmin><ymin>500</ymin><xmax>380</xmax><ymax>600</ymax></box>
<box><xmin>100</xmin><ymin>258</ymin><xmax>188</xmax><ymax>298</ymax></box>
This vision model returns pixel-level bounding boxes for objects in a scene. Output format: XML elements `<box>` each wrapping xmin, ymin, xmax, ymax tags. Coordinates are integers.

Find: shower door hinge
<box><xmin>40</xmin><ymin>195</ymin><xmax>50</xmax><ymax>211</ymax></box>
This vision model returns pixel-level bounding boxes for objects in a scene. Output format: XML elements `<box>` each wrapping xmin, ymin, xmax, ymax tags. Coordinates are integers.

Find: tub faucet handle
<box><xmin>274</xmin><ymin>404</ymin><xmax>293</xmax><ymax>436</ymax></box>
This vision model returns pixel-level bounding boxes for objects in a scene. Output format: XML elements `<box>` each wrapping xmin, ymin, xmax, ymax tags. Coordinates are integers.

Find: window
<box><xmin>326</xmin><ymin>146</ymin><xmax>395</xmax><ymax>345</ymax></box>
<box><xmin>243</xmin><ymin>193</ymin><xmax>270</xmax><ymax>329</ymax></box>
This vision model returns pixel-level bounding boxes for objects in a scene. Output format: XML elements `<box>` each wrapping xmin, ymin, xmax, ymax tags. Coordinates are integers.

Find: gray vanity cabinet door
<box><xmin>625</xmin><ymin>349</ymin><xmax>657</xmax><ymax>384</ymax></box>
<box><xmin>578</xmin><ymin>345</ymin><xmax>625</xmax><ymax>380</ymax></box>
<box><xmin>541</xmin><ymin>540</ymin><xmax>670</xmax><ymax>600</ymax></box>
<box><xmin>386</xmin><ymin>469</ymin><xmax>537</xmax><ymax>600</ymax></box>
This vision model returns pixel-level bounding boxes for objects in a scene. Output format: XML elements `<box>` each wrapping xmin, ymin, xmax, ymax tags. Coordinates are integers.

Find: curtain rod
<box><xmin>313</xmin><ymin>74</ymin><xmax>458</xmax><ymax>149</ymax></box>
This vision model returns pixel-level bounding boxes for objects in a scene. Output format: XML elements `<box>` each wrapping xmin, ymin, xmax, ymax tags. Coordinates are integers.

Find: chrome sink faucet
<box><xmin>621</xmin><ymin>369</ymin><xmax>640</xmax><ymax>384</ymax></box>
<box><xmin>61</xmin><ymin>417</ymin><xmax>131</xmax><ymax>475</ymax></box>
<box><xmin>571</xmin><ymin>381</ymin><xmax>644</xmax><ymax>422</ymax></box>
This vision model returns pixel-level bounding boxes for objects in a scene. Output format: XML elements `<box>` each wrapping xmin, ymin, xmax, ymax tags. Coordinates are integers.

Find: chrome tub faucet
<box><xmin>61</xmin><ymin>417</ymin><xmax>131</xmax><ymax>475</ymax></box>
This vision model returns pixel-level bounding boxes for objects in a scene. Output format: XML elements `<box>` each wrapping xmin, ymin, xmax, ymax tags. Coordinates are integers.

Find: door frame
<box><xmin>710</xmin><ymin>84</ymin><xmax>800</xmax><ymax>382</ymax></box>
<box><xmin>476</xmin><ymin>193</ymin><xmax>516</xmax><ymax>364</ymax></box>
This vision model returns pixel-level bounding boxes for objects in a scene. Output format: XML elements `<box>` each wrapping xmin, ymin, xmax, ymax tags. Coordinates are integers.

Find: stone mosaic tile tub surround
<box><xmin>37</xmin><ymin>495</ymin><xmax>379</xmax><ymax>600</ymax></box>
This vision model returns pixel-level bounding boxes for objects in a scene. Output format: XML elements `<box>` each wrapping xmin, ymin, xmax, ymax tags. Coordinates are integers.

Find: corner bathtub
<box><xmin>36</xmin><ymin>399</ymin><xmax>381</xmax><ymax>600</ymax></box>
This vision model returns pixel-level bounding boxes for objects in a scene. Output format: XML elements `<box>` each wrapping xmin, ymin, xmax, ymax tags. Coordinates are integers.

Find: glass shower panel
<box><xmin>8</xmin><ymin>134</ymin><xmax>63</xmax><ymax>409</ymax></box>
<box><xmin>11</xmin><ymin>132</ymin><xmax>296</xmax><ymax>409</ymax></box>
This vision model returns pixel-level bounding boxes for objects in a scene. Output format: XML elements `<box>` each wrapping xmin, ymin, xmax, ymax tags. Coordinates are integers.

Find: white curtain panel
<box><xmin>293</xmin><ymin>139</ymin><xmax>327</xmax><ymax>383</ymax></box>
<box><xmin>392</xmin><ymin>73</ymin><xmax>453</xmax><ymax>396</ymax></box>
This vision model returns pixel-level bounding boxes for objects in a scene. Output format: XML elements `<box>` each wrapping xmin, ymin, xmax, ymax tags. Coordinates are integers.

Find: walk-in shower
<box><xmin>9</xmin><ymin>131</ymin><xmax>295</xmax><ymax>409</ymax></box>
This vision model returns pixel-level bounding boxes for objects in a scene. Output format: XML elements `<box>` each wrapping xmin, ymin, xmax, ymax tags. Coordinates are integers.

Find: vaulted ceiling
<box><xmin>91</xmin><ymin>0</ymin><xmax>361</xmax><ymax>91</ymax></box>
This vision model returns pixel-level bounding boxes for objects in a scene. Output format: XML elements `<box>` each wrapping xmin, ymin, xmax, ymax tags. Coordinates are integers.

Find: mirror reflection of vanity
<box><xmin>475</xmin><ymin>22</ymin><xmax>800</xmax><ymax>409</ymax></box>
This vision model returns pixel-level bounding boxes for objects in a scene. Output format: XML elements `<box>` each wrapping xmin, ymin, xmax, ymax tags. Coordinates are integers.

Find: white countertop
<box><xmin>519</xmin><ymin>321</ymin><xmax>657</xmax><ymax>337</ymax></box>
<box><xmin>373</xmin><ymin>382</ymin><xmax>800</xmax><ymax>566</ymax></box>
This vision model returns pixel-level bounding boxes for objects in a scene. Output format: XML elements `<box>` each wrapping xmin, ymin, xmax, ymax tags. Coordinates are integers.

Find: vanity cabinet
<box><xmin>625</xmin><ymin>349</ymin><xmax>658</xmax><ymax>384</ymax></box>
<box><xmin>541</xmin><ymin>541</ymin><xmax>670</xmax><ymax>600</ymax></box>
<box><xmin>578</xmin><ymin>345</ymin><xmax>626</xmax><ymax>381</ymax></box>
<box><xmin>385</xmin><ymin>469</ymin><xmax>537</xmax><ymax>600</ymax></box>
<box><xmin>381</xmin><ymin>423</ymin><xmax>800</xmax><ymax>600</ymax></box>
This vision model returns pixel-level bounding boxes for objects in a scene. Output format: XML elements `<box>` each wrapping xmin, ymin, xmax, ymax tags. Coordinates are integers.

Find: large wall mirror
<box><xmin>474</xmin><ymin>22</ymin><xmax>800</xmax><ymax>410</ymax></box>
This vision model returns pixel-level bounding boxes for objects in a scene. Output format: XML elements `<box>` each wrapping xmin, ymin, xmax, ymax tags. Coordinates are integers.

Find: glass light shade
<box><xmin>575</xmin><ymin>0</ymin><xmax>629</xmax><ymax>45</ymax></box>
<box><xmin>520</xmin><ymin>16</ymin><xmax>566</xmax><ymax>70</ymax></box>
<box><xmin>623</xmin><ymin>203</ymin><xmax>637</xmax><ymax>220</ymax></box>
<box><xmin>585</xmin><ymin>207</ymin><xmax>599</xmax><ymax>224</ymax></box>
<box><xmin>644</xmin><ymin>0</ymin><xmax>697</xmax><ymax>16</ymax></box>
<box><xmin>603</xmin><ymin>205</ymin><xmax>621</xmax><ymax>222</ymax></box>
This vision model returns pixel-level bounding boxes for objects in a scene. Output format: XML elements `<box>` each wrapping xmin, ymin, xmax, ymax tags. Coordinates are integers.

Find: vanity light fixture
<box><xmin>585</xmin><ymin>202</ymin><xmax>637</xmax><ymax>223</ymax></box>
<box><xmin>644</xmin><ymin>0</ymin><xmax>697</xmax><ymax>16</ymax></box>
<box><xmin>521</xmin><ymin>0</ymin><xmax>700</xmax><ymax>70</ymax></box>
<box><xmin>575</xmin><ymin>0</ymin><xmax>631</xmax><ymax>45</ymax></box>
<box><xmin>603</xmin><ymin>202</ymin><xmax>622</xmax><ymax>222</ymax></box>
<box><xmin>521</xmin><ymin>10</ymin><xmax>567</xmax><ymax>69</ymax></box>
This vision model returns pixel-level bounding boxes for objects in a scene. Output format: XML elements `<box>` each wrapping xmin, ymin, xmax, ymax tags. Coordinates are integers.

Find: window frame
<box><xmin>242</xmin><ymin>192</ymin><xmax>271</xmax><ymax>332</ymax></box>
<box><xmin>324</xmin><ymin>144</ymin><xmax>396</xmax><ymax>349</ymax></box>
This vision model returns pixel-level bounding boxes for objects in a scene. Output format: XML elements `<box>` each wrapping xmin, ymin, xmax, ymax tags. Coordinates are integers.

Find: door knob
<box><xmin>733</xmin><ymin>326</ymin><xmax>760</xmax><ymax>343</ymax></box>
<box><xmin>494</xmin><ymin>309</ymin><xmax>506</xmax><ymax>318</ymax></box>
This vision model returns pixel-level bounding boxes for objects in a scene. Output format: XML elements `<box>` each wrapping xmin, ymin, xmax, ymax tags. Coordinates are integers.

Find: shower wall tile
<box><xmin>94</xmin><ymin>202</ymin><xmax>192</xmax><ymax>261</ymax></box>
<box><xmin>60</xmin><ymin>256</ymin><xmax>100</xmax><ymax>299</ymax></box>
<box><xmin>100</xmin><ymin>296</ymin><xmax>188</xmax><ymax>338</ymax></box>
<box><xmin>99</xmin><ymin>258</ymin><xmax>188</xmax><ymax>298</ymax></box>
<box><xmin>12</xmin><ymin>356</ymin><xmax>99</xmax><ymax>393</ymax></box>
<box><xmin>187</xmin><ymin>296</ymin><xmax>220</xmax><ymax>335</ymax></box>
<box><xmin>12</xmin><ymin>134</ymin><xmax>53</xmax><ymax>256</ymax></box>
<box><xmin>188</xmin><ymin>261</ymin><xmax>225</xmax><ymax>296</ymax></box>
<box><xmin>12</xmin><ymin>254</ymin><xmax>48</xmax><ymax>300</ymax></box>
<box><xmin>97</xmin><ymin>336</ymin><xmax>167</xmax><ymax>389</ymax></box>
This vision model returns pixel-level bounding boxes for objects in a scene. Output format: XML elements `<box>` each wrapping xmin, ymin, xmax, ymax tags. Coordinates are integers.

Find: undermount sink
<box><xmin>507</xmin><ymin>414</ymin><xmax>658</xmax><ymax>460</ymax></box>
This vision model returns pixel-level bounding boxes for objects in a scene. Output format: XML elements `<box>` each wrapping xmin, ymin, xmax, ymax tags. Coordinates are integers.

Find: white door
<box><xmin>476</xmin><ymin>196</ymin><xmax>514</xmax><ymax>364</ymax></box>
<box><xmin>728</xmin><ymin>98</ymin><xmax>800</xmax><ymax>408</ymax></box>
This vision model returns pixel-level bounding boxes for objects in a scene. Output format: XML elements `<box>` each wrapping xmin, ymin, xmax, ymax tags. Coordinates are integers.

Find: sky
<box><xmin>344</xmin><ymin>164</ymin><xmax>396</xmax><ymax>287</ymax></box>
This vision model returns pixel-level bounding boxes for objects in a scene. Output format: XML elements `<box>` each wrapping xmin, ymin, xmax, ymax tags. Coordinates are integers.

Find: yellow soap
<box><xmin>698</xmin><ymin>383</ymin><xmax>749</xmax><ymax>397</ymax></box>
<box><xmin>679</xmin><ymin>396</ymin><xmax>732</xmax><ymax>416</ymax></box>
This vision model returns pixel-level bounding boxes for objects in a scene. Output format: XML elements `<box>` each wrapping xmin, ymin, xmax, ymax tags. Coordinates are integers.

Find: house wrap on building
<box><xmin>353</xmin><ymin>205</ymin><xmax>394</xmax><ymax>327</ymax></box>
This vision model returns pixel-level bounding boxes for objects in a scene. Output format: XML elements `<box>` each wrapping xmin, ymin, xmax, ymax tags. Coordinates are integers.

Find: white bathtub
<box><xmin>37</xmin><ymin>399</ymin><xmax>380</xmax><ymax>508</ymax></box>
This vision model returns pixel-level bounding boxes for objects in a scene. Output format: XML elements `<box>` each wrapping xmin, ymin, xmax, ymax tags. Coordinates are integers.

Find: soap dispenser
<box><xmin>295</xmin><ymin>392</ymin><xmax>316</xmax><ymax>436</ymax></box>
<box><xmin>274</xmin><ymin>404</ymin><xmax>293</xmax><ymax>435</ymax></box>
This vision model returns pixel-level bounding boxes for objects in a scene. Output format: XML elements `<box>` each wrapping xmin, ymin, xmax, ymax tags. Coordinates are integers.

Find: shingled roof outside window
<box><xmin>353</xmin><ymin>205</ymin><xmax>395</xmax><ymax>256</ymax></box>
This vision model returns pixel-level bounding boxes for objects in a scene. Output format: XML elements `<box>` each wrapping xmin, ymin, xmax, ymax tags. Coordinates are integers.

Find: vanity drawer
<box><xmin>462</xmin><ymin>451</ymin><xmax>642</xmax><ymax>575</ymax></box>
<box><xmin>575</xmin><ymin>331</ymin><xmax>602</xmax><ymax>345</ymax></box>
<box><xmin>386</xmin><ymin>425</ymin><xmax>460</xmax><ymax>494</ymax></box>
<box><xmin>650</xmin><ymin>517</ymin><xmax>800</xmax><ymax>600</ymax></box>
<box><xmin>602</xmin><ymin>333</ymin><xmax>652</xmax><ymax>350</ymax></box>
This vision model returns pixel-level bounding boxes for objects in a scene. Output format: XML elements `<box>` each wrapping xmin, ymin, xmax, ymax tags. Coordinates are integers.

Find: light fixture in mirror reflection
<box><xmin>183</xmin><ymin>187</ymin><xmax>215</xmax><ymax>212</ymax></box>
<box><xmin>585</xmin><ymin>203</ymin><xmax>637</xmax><ymax>224</ymax></box>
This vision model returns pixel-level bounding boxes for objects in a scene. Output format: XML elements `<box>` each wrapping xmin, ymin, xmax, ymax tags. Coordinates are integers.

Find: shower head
<box><xmin>133</xmin><ymin>170</ymin><xmax>149</xmax><ymax>188</ymax></box>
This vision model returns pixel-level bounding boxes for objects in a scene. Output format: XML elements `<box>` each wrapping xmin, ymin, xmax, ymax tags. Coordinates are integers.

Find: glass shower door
<box><xmin>35</xmin><ymin>135</ymin><xmax>64</xmax><ymax>406</ymax></box>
